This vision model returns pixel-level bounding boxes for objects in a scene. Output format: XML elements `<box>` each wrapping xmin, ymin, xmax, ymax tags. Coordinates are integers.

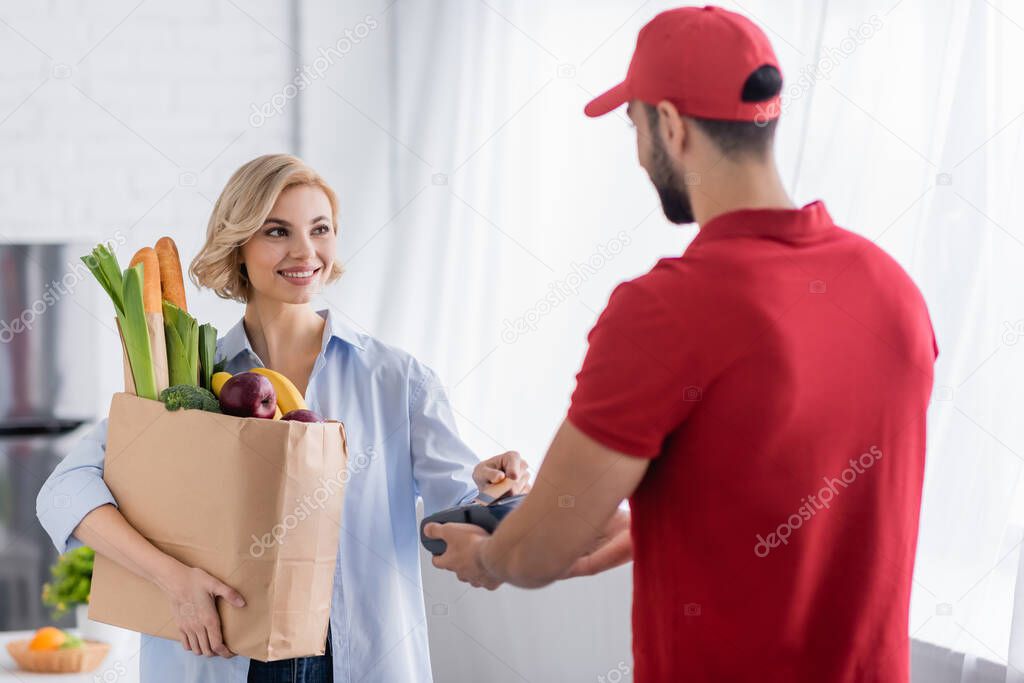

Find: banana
<box><xmin>211</xmin><ymin>371</ymin><xmax>233</xmax><ymax>398</ymax></box>
<box><xmin>273</xmin><ymin>405</ymin><xmax>282</xmax><ymax>420</ymax></box>
<box><xmin>248</xmin><ymin>367</ymin><xmax>307</xmax><ymax>413</ymax></box>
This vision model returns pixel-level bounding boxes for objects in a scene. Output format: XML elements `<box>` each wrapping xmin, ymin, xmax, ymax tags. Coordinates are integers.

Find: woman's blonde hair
<box><xmin>189</xmin><ymin>153</ymin><xmax>344</xmax><ymax>302</ymax></box>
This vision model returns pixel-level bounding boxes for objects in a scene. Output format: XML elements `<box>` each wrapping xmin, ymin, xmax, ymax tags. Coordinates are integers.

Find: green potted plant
<box><xmin>41</xmin><ymin>547</ymin><xmax>128</xmax><ymax>644</ymax></box>
<box><xmin>41</xmin><ymin>546</ymin><xmax>94</xmax><ymax>621</ymax></box>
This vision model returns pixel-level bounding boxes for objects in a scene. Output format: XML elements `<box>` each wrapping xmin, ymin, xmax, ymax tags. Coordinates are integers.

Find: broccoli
<box><xmin>159</xmin><ymin>384</ymin><xmax>221</xmax><ymax>413</ymax></box>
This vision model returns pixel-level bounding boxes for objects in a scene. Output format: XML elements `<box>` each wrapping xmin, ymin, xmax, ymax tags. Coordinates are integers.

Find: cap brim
<box><xmin>584</xmin><ymin>81</ymin><xmax>629</xmax><ymax>118</ymax></box>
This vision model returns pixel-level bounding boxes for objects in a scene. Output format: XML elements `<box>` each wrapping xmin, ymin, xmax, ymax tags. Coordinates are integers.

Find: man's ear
<box><xmin>655</xmin><ymin>100</ymin><xmax>686</xmax><ymax>156</ymax></box>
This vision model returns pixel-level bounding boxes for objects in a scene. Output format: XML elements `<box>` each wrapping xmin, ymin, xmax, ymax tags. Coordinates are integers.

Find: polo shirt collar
<box><xmin>693</xmin><ymin>200</ymin><xmax>835</xmax><ymax>245</ymax></box>
<box><xmin>218</xmin><ymin>307</ymin><xmax>366</xmax><ymax>366</ymax></box>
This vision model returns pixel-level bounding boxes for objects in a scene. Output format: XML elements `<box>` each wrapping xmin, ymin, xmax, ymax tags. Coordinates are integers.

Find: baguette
<box><xmin>127</xmin><ymin>247</ymin><xmax>170</xmax><ymax>393</ymax></box>
<box><xmin>155</xmin><ymin>236</ymin><xmax>188</xmax><ymax>312</ymax></box>
<box><xmin>128</xmin><ymin>247</ymin><xmax>162</xmax><ymax>314</ymax></box>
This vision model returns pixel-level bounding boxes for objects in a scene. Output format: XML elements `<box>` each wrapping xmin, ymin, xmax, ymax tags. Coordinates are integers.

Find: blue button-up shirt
<box><xmin>37</xmin><ymin>308</ymin><xmax>480</xmax><ymax>682</ymax></box>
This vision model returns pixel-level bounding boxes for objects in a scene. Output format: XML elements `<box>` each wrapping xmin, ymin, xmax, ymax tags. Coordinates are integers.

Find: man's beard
<box><xmin>649</xmin><ymin>133</ymin><xmax>695</xmax><ymax>225</ymax></box>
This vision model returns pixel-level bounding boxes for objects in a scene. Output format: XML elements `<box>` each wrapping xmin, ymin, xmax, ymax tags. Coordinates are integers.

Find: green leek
<box><xmin>198</xmin><ymin>323</ymin><xmax>217</xmax><ymax>392</ymax></box>
<box><xmin>80</xmin><ymin>247</ymin><xmax>157</xmax><ymax>400</ymax></box>
<box><xmin>163</xmin><ymin>300</ymin><xmax>199</xmax><ymax>387</ymax></box>
<box><xmin>120</xmin><ymin>265</ymin><xmax>157</xmax><ymax>399</ymax></box>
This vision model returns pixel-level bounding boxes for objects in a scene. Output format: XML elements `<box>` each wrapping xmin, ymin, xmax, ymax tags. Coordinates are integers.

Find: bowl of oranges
<box><xmin>5</xmin><ymin>626</ymin><xmax>111</xmax><ymax>673</ymax></box>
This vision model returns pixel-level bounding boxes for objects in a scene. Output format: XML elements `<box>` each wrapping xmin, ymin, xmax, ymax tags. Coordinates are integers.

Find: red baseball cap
<box><xmin>584</xmin><ymin>6</ymin><xmax>782</xmax><ymax>122</ymax></box>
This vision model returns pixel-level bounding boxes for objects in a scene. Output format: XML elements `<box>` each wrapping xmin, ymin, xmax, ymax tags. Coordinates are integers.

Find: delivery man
<box><xmin>425</xmin><ymin>6</ymin><xmax>938</xmax><ymax>682</ymax></box>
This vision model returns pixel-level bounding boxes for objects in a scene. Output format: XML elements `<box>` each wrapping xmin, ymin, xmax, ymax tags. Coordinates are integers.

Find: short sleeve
<box><xmin>567</xmin><ymin>280</ymin><xmax>704</xmax><ymax>459</ymax></box>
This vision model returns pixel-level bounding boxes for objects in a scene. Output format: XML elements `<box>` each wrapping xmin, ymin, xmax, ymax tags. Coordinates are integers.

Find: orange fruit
<box><xmin>28</xmin><ymin>626</ymin><xmax>67</xmax><ymax>651</ymax></box>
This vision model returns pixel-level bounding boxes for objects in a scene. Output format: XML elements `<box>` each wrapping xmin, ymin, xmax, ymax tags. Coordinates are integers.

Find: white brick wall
<box><xmin>0</xmin><ymin>0</ymin><xmax>298</xmax><ymax>410</ymax></box>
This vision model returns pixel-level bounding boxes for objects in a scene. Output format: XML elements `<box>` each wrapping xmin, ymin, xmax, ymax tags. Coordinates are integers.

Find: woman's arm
<box><xmin>408</xmin><ymin>363</ymin><xmax>483</xmax><ymax>514</ymax></box>
<box><xmin>37</xmin><ymin>419</ymin><xmax>244</xmax><ymax>658</ymax></box>
<box><xmin>72</xmin><ymin>503</ymin><xmax>183</xmax><ymax>588</ymax></box>
<box><xmin>73</xmin><ymin>505</ymin><xmax>245</xmax><ymax>658</ymax></box>
<box><xmin>408</xmin><ymin>362</ymin><xmax>531</xmax><ymax>514</ymax></box>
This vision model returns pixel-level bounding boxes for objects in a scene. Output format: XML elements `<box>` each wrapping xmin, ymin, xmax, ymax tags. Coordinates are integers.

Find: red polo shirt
<box><xmin>568</xmin><ymin>201</ymin><xmax>937</xmax><ymax>682</ymax></box>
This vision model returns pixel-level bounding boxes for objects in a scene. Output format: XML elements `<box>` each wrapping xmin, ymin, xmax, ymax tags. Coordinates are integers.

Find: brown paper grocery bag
<box><xmin>88</xmin><ymin>392</ymin><xmax>348</xmax><ymax>661</ymax></box>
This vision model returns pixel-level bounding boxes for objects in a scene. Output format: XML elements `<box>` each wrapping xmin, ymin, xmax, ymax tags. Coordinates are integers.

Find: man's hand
<box><xmin>563</xmin><ymin>508</ymin><xmax>632</xmax><ymax>578</ymax></box>
<box><xmin>473</xmin><ymin>450</ymin><xmax>531</xmax><ymax>495</ymax></box>
<box><xmin>477</xmin><ymin>421</ymin><xmax>648</xmax><ymax>588</ymax></box>
<box><xmin>423</xmin><ymin>522</ymin><xmax>502</xmax><ymax>590</ymax></box>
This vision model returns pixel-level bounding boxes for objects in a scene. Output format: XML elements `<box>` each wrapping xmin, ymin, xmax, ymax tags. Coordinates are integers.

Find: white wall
<box><xmin>0</xmin><ymin>0</ymin><xmax>295</xmax><ymax>411</ymax></box>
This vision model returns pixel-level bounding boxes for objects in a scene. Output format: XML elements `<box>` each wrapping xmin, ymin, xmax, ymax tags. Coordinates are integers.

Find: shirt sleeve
<box><xmin>408</xmin><ymin>362</ymin><xmax>480</xmax><ymax>515</ymax></box>
<box><xmin>36</xmin><ymin>418</ymin><xmax>118</xmax><ymax>554</ymax></box>
<box><xmin>567</xmin><ymin>279</ymin><xmax>705</xmax><ymax>459</ymax></box>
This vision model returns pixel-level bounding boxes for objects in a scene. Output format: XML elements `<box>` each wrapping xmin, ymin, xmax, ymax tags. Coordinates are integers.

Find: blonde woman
<box><xmin>36</xmin><ymin>154</ymin><xmax>530</xmax><ymax>683</ymax></box>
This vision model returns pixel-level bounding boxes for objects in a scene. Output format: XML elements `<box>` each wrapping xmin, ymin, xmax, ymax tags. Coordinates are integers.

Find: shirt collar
<box><xmin>217</xmin><ymin>307</ymin><xmax>366</xmax><ymax>365</ymax></box>
<box><xmin>692</xmin><ymin>200</ymin><xmax>835</xmax><ymax>246</ymax></box>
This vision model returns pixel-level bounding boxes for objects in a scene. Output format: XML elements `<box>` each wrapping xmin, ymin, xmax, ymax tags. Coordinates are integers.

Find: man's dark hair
<box><xmin>643</xmin><ymin>65</ymin><xmax>782</xmax><ymax>159</ymax></box>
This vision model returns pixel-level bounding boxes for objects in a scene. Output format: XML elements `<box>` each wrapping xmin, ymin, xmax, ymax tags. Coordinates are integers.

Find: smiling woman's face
<box><xmin>239</xmin><ymin>183</ymin><xmax>337</xmax><ymax>304</ymax></box>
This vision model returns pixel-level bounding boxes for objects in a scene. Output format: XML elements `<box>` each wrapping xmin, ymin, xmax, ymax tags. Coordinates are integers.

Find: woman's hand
<box><xmin>473</xmin><ymin>450</ymin><xmax>531</xmax><ymax>495</ymax></box>
<box><xmin>162</xmin><ymin>565</ymin><xmax>245</xmax><ymax>657</ymax></box>
<box><xmin>71</xmin><ymin>506</ymin><xmax>244</xmax><ymax>658</ymax></box>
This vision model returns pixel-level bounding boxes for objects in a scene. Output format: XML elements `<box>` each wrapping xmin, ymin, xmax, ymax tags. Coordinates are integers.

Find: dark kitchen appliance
<box><xmin>0</xmin><ymin>242</ymin><xmax>100</xmax><ymax>630</ymax></box>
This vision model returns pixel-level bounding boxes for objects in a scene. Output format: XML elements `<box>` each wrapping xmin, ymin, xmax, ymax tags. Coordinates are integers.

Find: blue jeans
<box><xmin>247</xmin><ymin>626</ymin><xmax>332</xmax><ymax>683</ymax></box>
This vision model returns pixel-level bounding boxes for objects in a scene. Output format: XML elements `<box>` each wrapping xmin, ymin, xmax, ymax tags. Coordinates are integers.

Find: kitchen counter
<box><xmin>0</xmin><ymin>629</ymin><xmax>139</xmax><ymax>682</ymax></box>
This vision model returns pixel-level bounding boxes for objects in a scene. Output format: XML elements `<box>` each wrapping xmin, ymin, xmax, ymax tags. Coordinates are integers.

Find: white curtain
<box><xmin>793</xmin><ymin>1</ymin><xmax>1024</xmax><ymax>680</ymax></box>
<box><xmin>300</xmin><ymin>1</ymin><xmax>1024</xmax><ymax>680</ymax></box>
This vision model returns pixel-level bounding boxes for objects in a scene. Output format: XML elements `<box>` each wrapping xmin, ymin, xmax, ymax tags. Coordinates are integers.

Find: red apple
<box><xmin>281</xmin><ymin>409</ymin><xmax>323</xmax><ymax>423</ymax></box>
<box><xmin>219</xmin><ymin>372</ymin><xmax>277</xmax><ymax>419</ymax></box>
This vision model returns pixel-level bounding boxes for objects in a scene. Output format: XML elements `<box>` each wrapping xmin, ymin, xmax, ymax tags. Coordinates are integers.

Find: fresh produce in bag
<box><xmin>82</xmin><ymin>237</ymin><xmax>218</xmax><ymax>407</ymax></box>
